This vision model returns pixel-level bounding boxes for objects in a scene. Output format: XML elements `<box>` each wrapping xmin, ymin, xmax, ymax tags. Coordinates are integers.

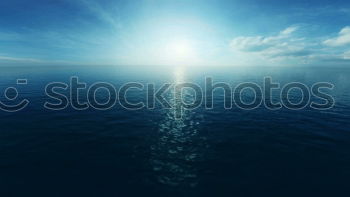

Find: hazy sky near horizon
<box><xmin>1</xmin><ymin>0</ymin><xmax>350</xmax><ymax>66</ymax></box>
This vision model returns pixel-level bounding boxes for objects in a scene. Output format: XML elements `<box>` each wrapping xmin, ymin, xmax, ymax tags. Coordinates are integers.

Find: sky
<box><xmin>0</xmin><ymin>0</ymin><xmax>350</xmax><ymax>67</ymax></box>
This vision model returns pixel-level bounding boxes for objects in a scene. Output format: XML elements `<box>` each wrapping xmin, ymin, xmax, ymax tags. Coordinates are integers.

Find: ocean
<box><xmin>0</xmin><ymin>65</ymin><xmax>350</xmax><ymax>196</ymax></box>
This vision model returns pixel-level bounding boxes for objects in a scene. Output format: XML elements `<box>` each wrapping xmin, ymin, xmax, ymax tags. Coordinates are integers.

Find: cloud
<box><xmin>262</xmin><ymin>45</ymin><xmax>311</xmax><ymax>58</ymax></box>
<box><xmin>230</xmin><ymin>36</ymin><xmax>272</xmax><ymax>52</ymax></box>
<box><xmin>323</xmin><ymin>26</ymin><xmax>350</xmax><ymax>47</ymax></box>
<box><xmin>344</xmin><ymin>50</ymin><xmax>350</xmax><ymax>59</ymax></box>
<box><xmin>230</xmin><ymin>26</ymin><xmax>300</xmax><ymax>52</ymax></box>
<box><xmin>280</xmin><ymin>26</ymin><xmax>299</xmax><ymax>35</ymax></box>
<box><xmin>0</xmin><ymin>56</ymin><xmax>41</xmax><ymax>62</ymax></box>
<box><xmin>230</xmin><ymin>26</ymin><xmax>311</xmax><ymax>60</ymax></box>
<box><xmin>229</xmin><ymin>25</ymin><xmax>350</xmax><ymax>66</ymax></box>
<box><xmin>0</xmin><ymin>32</ymin><xmax>22</xmax><ymax>41</ymax></box>
<box><xmin>78</xmin><ymin>0</ymin><xmax>122</xmax><ymax>30</ymax></box>
<box><xmin>0</xmin><ymin>55</ymin><xmax>86</xmax><ymax>66</ymax></box>
<box><xmin>307</xmin><ymin>54</ymin><xmax>350</xmax><ymax>64</ymax></box>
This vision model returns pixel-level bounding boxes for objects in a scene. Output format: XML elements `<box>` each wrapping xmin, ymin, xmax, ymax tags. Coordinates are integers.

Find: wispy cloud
<box><xmin>230</xmin><ymin>26</ymin><xmax>311</xmax><ymax>61</ymax></box>
<box><xmin>78</xmin><ymin>0</ymin><xmax>122</xmax><ymax>30</ymax></box>
<box><xmin>230</xmin><ymin>26</ymin><xmax>299</xmax><ymax>52</ymax></box>
<box><xmin>344</xmin><ymin>50</ymin><xmax>350</xmax><ymax>59</ymax></box>
<box><xmin>0</xmin><ymin>31</ymin><xmax>22</xmax><ymax>41</ymax></box>
<box><xmin>0</xmin><ymin>56</ymin><xmax>42</xmax><ymax>63</ymax></box>
<box><xmin>323</xmin><ymin>26</ymin><xmax>350</xmax><ymax>47</ymax></box>
<box><xmin>0</xmin><ymin>55</ymin><xmax>90</xmax><ymax>66</ymax></box>
<box><xmin>280</xmin><ymin>26</ymin><xmax>299</xmax><ymax>35</ymax></box>
<box><xmin>230</xmin><ymin>25</ymin><xmax>350</xmax><ymax>65</ymax></box>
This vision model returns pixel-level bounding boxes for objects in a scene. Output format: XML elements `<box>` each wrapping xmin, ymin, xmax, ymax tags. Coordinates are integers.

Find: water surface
<box><xmin>0</xmin><ymin>66</ymin><xmax>350</xmax><ymax>196</ymax></box>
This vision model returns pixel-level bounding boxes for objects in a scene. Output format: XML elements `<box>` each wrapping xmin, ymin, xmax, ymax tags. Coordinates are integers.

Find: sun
<box><xmin>168</xmin><ymin>41</ymin><xmax>193</xmax><ymax>58</ymax></box>
<box><xmin>164</xmin><ymin>39</ymin><xmax>196</xmax><ymax>64</ymax></box>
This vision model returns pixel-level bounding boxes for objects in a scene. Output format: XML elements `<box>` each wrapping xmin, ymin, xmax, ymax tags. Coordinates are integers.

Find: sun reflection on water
<box><xmin>149</xmin><ymin>66</ymin><xmax>205</xmax><ymax>188</ymax></box>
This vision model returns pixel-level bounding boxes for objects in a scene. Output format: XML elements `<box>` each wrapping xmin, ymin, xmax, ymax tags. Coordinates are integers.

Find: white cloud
<box><xmin>230</xmin><ymin>36</ymin><xmax>271</xmax><ymax>52</ymax></box>
<box><xmin>323</xmin><ymin>26</ymin><xmax>350</xmax><ymax>47</ymax></box>
<box><xmin>307</xmin><ymin>54</ymin><xmax>350</xmax><ymax>65</ymax></box>
<box><xmin>344</xmin><ymin>50</ymin><xmax>350</xmax><ymax>59</ymax></box>
<box><xmin>78</xmin><ymin>0</ymin><xmax>122</xmax><ymax>30</ymax></box>
<box><xmin>0</xmin><ymin>55</ymin><xmax>85</xmax><ymax>66</ymax></box>
<box><xmin>262</xmin><ymin>45</ymin><xmax>311</xmax><ymax>58</ymax></box>
<box><xmin>229</xmin><ymin>25</ymin><xmax>350</xmax><ymax>66</ymax></box>
<box><xmin>280</xmin><ymin>26</ymin><xmax>299</xmax><ymax>35</ymax></box>
<box><xmin>0</xmin><ymin>56</ymin><xmax>41</xmax><ymax>62</ymax></box>
<box><xmin>230</xmin><ymin>26</ymin><xmax>310</xmax><ymax>60</ymax></box>
<box><xmin>230</xmin><ymin>26</ymin><xmax>300</xmax><ymax>52</ymax></box>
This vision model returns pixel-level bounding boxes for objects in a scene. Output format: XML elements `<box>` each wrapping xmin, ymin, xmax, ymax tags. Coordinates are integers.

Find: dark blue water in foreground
<box><xmin>0</xmin><ymin>66</ymin><xmax>350</xmax><ymax>197</ymax></box>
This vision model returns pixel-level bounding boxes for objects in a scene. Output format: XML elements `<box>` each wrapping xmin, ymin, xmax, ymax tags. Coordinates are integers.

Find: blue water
<box><xmin>0</xmin><ymin>66</ymin><xmax>350</xmax><ymax>197</ymax></box>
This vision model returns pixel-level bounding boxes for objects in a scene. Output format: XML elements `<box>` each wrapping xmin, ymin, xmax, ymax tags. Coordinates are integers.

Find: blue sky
<box><xmin>0</xmin><ymin>0</ymin><xmax>350</xmax><ymax>66</ymax></box>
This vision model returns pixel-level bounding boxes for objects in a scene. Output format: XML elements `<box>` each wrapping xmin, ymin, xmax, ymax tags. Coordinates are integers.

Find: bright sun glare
<box><xmin>164</xmin><ymin>39</ymin><xmax>196</xmax><ymax>64</ymax></box>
